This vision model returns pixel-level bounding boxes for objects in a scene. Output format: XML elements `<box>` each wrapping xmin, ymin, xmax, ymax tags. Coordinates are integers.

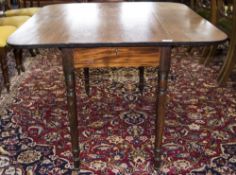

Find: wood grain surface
<box><xmin>73</xmin><ymin>47</ymin><xmax>160</xmax><ymax>68</ymax></box>
<box><xmin>7</xmin><ymin>2</ymin><xmax>227</xmax><ymax>48</ymax></box>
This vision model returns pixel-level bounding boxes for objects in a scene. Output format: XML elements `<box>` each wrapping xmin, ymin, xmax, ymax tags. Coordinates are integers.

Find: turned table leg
<box><xmin>139</xmin><ymin>66</ymin><xmax>144</xmax><ymax>93</ymax></box>
<box><xmin>154</xmin><ymin>47</ymin><xmax>171</xmax><ymax>170</ymax></box>
<box><xmin>83</xmin><ymin>67</ymin><xmax>90</xmax><ymax>96</ymax></box>
<box><xmin>13</xmin><ymin>49</ymin><xmax>24</xmax><ymax>75</ymax></box>
<box><xmin>61</xmin><ymin>48</ymin><xmax>80</xmax><ymax>170</ymax></box>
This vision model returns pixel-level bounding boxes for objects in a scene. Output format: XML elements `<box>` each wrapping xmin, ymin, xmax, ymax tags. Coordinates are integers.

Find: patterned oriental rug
<box><xmin>0</xmin><ymin>48</ymin><xmax>236</xmax><ymax>175</ymax></box>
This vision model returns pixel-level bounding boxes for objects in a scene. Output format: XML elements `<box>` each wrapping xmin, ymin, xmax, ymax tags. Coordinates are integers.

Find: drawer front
<box><xmin>73</xmin><ymin>47</ymin><xmax>160</xmax><ymax>68</ymax></box>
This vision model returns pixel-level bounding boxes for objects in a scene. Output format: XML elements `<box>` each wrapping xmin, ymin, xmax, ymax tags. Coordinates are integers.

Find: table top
<box><xmin>7</xmin><ymin>2</ymin><xmax>227</xmax><ymax>48</ymax></box>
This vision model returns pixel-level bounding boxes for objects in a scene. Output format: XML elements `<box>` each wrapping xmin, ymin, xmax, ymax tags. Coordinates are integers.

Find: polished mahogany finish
<box><xmin>73</xmin><ymin>47</ymin><xmax>160</xmax><ymax>68</ymax></box>
<box><xmin>7</xmin><ymin>2</ymin><xmax>228</xmax><ymax>172</ymax></box>
<box><xmin>8</xmin><ymin>2</ymin><xmax>227</xmax><ymax>48</ymax></box>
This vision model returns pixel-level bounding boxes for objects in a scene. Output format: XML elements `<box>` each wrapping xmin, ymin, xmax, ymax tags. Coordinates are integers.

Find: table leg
<box><xmin>61</xmin><ymin>48</ymin><xmax>80</xmax><ymax>170</ymax></box>
<box><xmin>139</xmin><ymin>66</ymin><xmax>144</xmax><ymax>94</ymax></box>
<box><xmin>13</xmin><ymin>49</ymin><xmax>24</xmax><ymax>75</ymax></box>
<box><xmin>83</xmin><ymin>67</ymin><xmax>90</xmax><ymax>96</ymax></box>
<box><xmin>154</xmin><ymin>47</ymin><xmax>171</xmax><ymax>170</ymax></box>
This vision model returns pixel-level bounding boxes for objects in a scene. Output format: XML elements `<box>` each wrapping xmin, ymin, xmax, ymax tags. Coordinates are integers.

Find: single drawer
<box><xmin>73</xmin><ymin>47</ymin><xmax>160</xmax><ymax>68</ymax></box>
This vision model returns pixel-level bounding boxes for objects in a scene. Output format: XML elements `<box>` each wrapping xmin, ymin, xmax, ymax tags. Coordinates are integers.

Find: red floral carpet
<box><xmin>0</xmin><ymin>48</ymin><xmax>236</xmax><ymax>175</ymax></box>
